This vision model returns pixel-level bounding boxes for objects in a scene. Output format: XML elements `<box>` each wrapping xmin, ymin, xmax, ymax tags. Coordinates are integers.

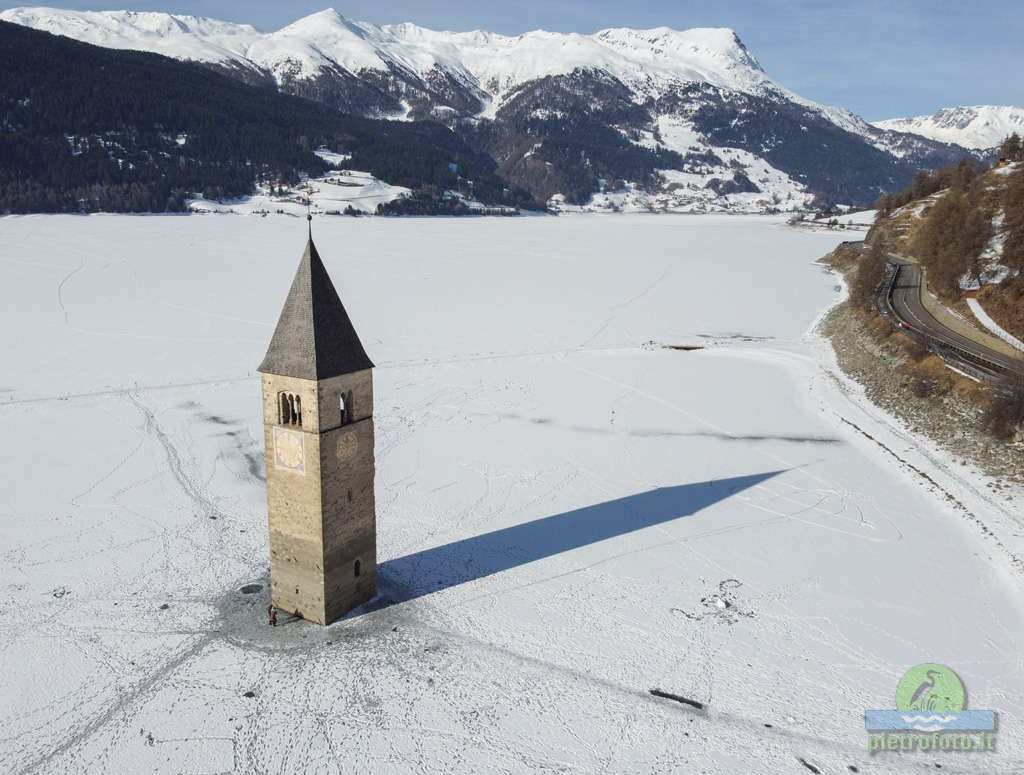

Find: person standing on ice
<box><xmin>267</xmin><ymin>604</ymin><xmax>277</xmax><ymax>627</ymax></box>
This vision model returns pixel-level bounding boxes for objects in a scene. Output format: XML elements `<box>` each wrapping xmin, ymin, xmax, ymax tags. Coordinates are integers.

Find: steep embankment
<box><xmin>818</xmin><ymin>148</ymin><xmax>1024</xmax><ymax>474</ymax></box>
<box><xmin>875</xmin><ymin>158</ymin><xmax>1024</xmax><ymax>346</ymax></box>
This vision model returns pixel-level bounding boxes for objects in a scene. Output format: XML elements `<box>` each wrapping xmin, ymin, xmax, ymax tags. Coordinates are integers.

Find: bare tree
<box><xmin>984</xmin><ymin>377</ymin><xmax>1024</xmax><ymax>439</ymax></box>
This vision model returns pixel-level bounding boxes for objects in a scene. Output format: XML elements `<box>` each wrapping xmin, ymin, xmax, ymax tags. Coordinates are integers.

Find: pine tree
<box><xmin>999</xmin><ymin>133</ymin><xmax>1023</xmax><ymax>162</ymax></box>
<box><xmin>1001</xmin><ymin>167</ymin><xmax>1024</xmax><ymax>270</ymax></box>
<box><xmin>911</xmin><ymin>189</ymin><xmax>981</xmax><ymax>297</ymax></box>
<box><xmin>950</xmin><ymin>159</ymin><xmax>978</xmax><ymax>190</ymax></box>
<box><xmin>851</xmin><ymin>238</ymin><xmax>888</xmax><ymax>309</ymax></box>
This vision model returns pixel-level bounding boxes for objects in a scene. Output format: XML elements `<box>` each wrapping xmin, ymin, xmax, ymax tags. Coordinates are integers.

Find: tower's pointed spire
<box><xmin>258</xmin><ymin>238</ymin><xmax>374</xmax><ymax>380</ymax></box>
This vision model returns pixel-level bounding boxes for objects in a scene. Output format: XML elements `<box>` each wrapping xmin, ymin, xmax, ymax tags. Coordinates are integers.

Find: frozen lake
<box><xmin>1</xmin><ymin>213</ymin><xmax>1021</xmax><ymax>773</ymax></box>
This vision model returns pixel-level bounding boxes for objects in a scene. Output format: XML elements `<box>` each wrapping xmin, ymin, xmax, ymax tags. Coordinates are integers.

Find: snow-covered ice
<box><xmin>1</xmin><ymin>213</ymin><xmax>1021</xmax><ymax>774</ymax></box>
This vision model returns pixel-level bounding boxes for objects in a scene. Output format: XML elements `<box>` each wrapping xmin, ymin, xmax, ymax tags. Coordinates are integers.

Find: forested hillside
<box><xmin>871</xmin><ymin>134</ymin><xmax>1024</xmax><ymax>338</ymax></box>
<box><xmin>0</xmin><ymin>21</ymin><xmax>535</xmax><ymax>213</ymax></box>
<box><xmin>2</xmin><ymin>8</ymin><xmax>982</xmax><ymax>213</ymax></box>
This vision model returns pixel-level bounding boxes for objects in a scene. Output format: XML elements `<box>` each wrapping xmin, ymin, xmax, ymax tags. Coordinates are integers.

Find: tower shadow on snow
<box><xmin>372</xmin><ymin>469</ymin><xmax>785</xmax><ymax>611</ymax></box>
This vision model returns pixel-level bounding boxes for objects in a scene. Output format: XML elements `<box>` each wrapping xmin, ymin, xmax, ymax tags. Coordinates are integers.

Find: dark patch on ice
<box><xmin>240</xmin><ymin>584</ymin><xmax>263</xmax><ymax>595</ymax></box>
<box><xmin>685</xmin><ymin>432</ymin><xmax>839</xmax><ymax>444</ymax></box>
<box><xmin>663</xmin><ymin>345</ymin><xmax>704</xmax><ymax>351</ymax></box>
<box><xmin>159</xmin><ymin>603</ymin><xmax>170</xmax><ymax>610</ymax></box>
<box><xmin>649</xmin><ymin>688</ymin><xmax>704</xmax><ymax>710</ymax></box>
<box><xmin>498</xmin><ymin>413</ymin><xmax>840</xmax><ymax>444</ymax></box>
<box><xmin>243</xmin><ymin>690</ymin><xmax>256</xmax><ymax>698</ymax></box>
<box><xmin>240</xmin><ymin>449</ymin><xmax>265</xmax><ymax>482</ymax></box>
<box><xmin>697</xmin><ymin>333</ymin><xmax>774</xmax><ymax>342</ymax></box>
<box><xmin>210</xmin><ymin>571</ymin><xmax>416</xmax><ymax>654</ymax></box>
<box><xmin>672</xmin><ymin>579</ymin><xmax>756</xmax><ymax>624</ymax></box>
<box><xmin>797</xmin><ymin>758</ymin><xmax>820</xmax><ymax>774</ymax></box>
<box><xmin>186</xmin><ymin>406</ymin><xmax>264</xmax><ymax>480</ymax></box>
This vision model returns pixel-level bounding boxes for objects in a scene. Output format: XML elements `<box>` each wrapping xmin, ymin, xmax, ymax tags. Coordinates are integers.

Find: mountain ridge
<box><xmin>873</xmin><ymin>106</ymin><xmax>1024</xmax><ymax>151</ymax></box>
<box><xmin>0</xmin><ymin>6</ymin><xmax>986</xmax><ymax>210</ymax></box>
<box><xmin>0</xmin><ymin>19</ymin><xmax>536</xmax><ymax>214</ymax></box>
<box><xmin>0</xmin><ymin>7</ymin><xmax>784</xmax><ymax>116</ymax></box>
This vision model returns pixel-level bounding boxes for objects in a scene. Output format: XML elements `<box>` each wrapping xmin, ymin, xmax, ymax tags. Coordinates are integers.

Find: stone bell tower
<box><xmin>258</xmin><ymin>237</ymin><xmax>376</xmax><ymax>625</ymax></box>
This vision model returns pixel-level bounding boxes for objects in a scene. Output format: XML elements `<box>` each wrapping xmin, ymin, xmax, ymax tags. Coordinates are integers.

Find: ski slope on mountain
<box><xmin>874</xmin><ymin>106</ymin><xmax>1024</xmax><ymax>151</ymax></box>
<box><xmin>1</xmin><ymin>213</ymin><xmax>1022</xmax><ymax>774</ymax></box>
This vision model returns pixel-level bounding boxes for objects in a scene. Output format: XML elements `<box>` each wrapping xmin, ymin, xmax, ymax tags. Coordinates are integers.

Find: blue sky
<box><xmin>3</xmin><ymin>0</ymin><xmax>1021</xmax><ymax>120</ymax></box>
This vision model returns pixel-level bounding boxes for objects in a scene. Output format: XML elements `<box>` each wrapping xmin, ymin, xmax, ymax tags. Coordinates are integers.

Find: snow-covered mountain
<box><xmin>0</xmin><ymin>7</ymin><xmax>830</xmax><ymax>116</ymax></box>
<box><xmin>0</xmin><ymin>6</ymin><xmax>979</xmax><ymax>210</ymax></box>
<box><xmin>874</xmin><ymin>106</ymin><xmax>1024</xmax><ymax>151</ymax></box>
<box><xmin>0</xmin><ymin>9</ymin><xmax>778</xmax><ymax>103</ymax></box>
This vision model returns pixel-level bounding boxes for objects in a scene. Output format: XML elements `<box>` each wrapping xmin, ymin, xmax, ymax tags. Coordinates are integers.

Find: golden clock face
<box><xmin>273</xmin><ymin>427</ymin><xmax>305</xmax><ymax>473</ymax></box>
<box><xmin>337</xmin><ymin>431</ymin><xmax>358</xmax><ymax>462</ymax></box>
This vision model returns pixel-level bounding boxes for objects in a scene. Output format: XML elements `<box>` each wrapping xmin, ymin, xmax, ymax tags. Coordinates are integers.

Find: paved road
<box><xmin>841</xmin><ymin>241</ymin><xmax>1024</xmax><ymax>382</ymax></box>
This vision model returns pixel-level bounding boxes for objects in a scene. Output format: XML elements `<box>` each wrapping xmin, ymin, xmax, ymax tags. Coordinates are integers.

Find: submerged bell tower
<box><xmin>258</xmin><ymin>236</ymin><xmax>376</xmax><ymax>625</ymax></box>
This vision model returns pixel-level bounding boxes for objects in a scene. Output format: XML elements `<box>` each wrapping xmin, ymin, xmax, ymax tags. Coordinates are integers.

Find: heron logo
<box><xmin>865</xmin><ymin>664</ymin><xmax>997</xmax><ymax>754</ymax></box>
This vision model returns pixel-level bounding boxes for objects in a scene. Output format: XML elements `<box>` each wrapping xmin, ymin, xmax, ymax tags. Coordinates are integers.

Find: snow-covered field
<box><xmin>188</xmin><ymin>168</ymin><xmax>411</xmax><ymax>216</ymax></box>
<box><xmin>1</xmin><ymin>213</ymin><xmax>1021</xmax><ymax>774</ymax></box>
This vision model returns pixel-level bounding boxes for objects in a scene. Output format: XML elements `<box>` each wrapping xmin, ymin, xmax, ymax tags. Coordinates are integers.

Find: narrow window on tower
<box><xmin>278</xmin><ymin>392</ymin><xmax>302</xmax><ymax>427</ymax></box>
<box><xmin>339</xmin><ymin>394</ymin><xmax>347</xmax><ymax>426</ymax></box>
<box><xmin>354</xmin><ymin>559</ymin><xmax>362</xmax><ymax>577</ymax></box>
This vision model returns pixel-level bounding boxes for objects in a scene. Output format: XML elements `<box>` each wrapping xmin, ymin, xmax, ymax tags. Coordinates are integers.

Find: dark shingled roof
<box><xmin>258</xmin><ymin>238</ymin><xmax>374</xmax><ymax>380</ymax></box>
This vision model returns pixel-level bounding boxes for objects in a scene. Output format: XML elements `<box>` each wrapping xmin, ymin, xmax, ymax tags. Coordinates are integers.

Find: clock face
<box><xmin>337</xmin><ymin>431</ymin><xmax>358</xmax><ymax>462</ymax></box>
<box><xmin>273</xmin><ymin>427</ymin><xmax>305</xmax><ymax>473</ymax></box>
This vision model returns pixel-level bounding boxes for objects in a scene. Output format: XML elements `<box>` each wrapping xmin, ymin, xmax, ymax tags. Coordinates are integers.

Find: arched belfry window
<box><xmin>278</xmin><ymin>391</ymin><xmax>302</xmax><ymax>427</ymax></box>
